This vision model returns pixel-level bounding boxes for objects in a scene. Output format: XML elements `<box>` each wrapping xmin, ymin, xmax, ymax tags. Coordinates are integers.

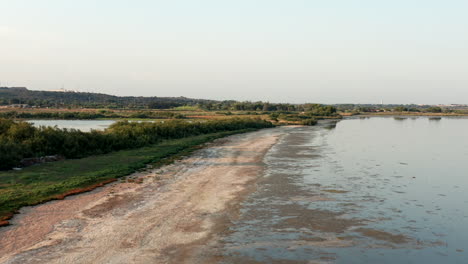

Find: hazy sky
<box><xmin>1</xmin><ymin>0</ymin><xmax>467</xmax><ymax>104</ymax></box>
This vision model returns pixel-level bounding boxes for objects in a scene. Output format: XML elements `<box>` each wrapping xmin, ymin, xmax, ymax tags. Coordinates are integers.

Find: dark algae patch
<box><xmin>322</xmin><ymin>189</ymin><xmax>349</xmax><ymax>194</ymax></box>
<box><xmin>274</xmin><ymin>204</ymin><xmax>364</xmax><ymax>233</ymax></box>
<box><xmin>355</xmin><ymin>228</ymin><xmax>410</xmax><ymax>244</ymax></box>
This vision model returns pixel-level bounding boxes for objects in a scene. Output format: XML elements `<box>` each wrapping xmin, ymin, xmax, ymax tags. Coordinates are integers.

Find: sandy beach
<box><xmin>0</xmin><ymin>129</ymin><xmax>281</xmax><ymax>264</ymax></box>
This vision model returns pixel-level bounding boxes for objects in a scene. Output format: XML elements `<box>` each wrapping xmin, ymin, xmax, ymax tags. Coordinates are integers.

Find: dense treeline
<box><xmin>0</xmin><ymin>118</ymin><xmax>273</xmax><ymax>170</ymax></box>
<box><xmin>199</xmin><ymin>101</ymin><xmax>338</xmax><ymax>114</ymax></box>
<box><xmin>0</xmin><ymin>111</ymin><xmax>185</xmax><ymax>120</ymax></box>
<box><xmin>268</xmin><ymin>107</ymin><xmax>339</xmax><ymax>124</ymax></box>
<box><xmin>1</xmin><ymin>87</ymin><xmax>339</xmax><ymax>113</ymax></box>
<box><xmin>0</xmin><ymin>87</ymin><xmax>215</xmax><ymax>109</ymax></box>
<box><xmin>3</xmin><ymin>87</ymin><xmax>466</xmax><ymax>114</ymax></box>
<box><xmin>335</xmin><ymin>104</ymin><xmax>454</xmax><ymax>114</ymax></box>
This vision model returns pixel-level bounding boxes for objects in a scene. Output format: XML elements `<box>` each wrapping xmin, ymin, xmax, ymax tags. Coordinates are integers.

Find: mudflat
<box><xmin>0</xmin><ymin>128</ymin><xmax>281</xmax><ymax>264</ymax></box>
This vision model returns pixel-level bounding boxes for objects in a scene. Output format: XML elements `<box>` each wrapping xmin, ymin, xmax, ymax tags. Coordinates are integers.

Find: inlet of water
<box><xmin>221</xmin><ymin>117</ymin><xmax>468</xmax><ymax>264</ymax></box>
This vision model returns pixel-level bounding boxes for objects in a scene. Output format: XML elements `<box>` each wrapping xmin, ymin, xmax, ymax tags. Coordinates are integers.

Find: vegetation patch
<box><xmin>0</xmin><ymin>118</ymin><xmax>273</xmax><ymax>170</ymax></box>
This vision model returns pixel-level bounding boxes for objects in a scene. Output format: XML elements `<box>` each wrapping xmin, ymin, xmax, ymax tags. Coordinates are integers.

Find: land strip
<box><xmin>0</xmin><ymin>128</ymin><xmax>281</xmax><ymax>263</ymax></box>
<box><xmin>0</xmin><ymin>128</ymin><xmax>260</xmax><ymax>227</ymax></box>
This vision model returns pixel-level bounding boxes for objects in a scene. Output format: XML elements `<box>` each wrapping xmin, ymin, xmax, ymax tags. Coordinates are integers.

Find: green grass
<box><xmin>0</xmin><ymin>129</ymin><xmax>257</xmax><ymax>223</ymax></box>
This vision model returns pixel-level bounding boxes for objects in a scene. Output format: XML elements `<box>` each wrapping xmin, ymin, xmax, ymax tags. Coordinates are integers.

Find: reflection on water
<box><xmin>221</xmin><ymin>117</ymin><xmax>468</xmax><ymax>264</ymax></box>
<box><xmin>27</xmin><ymin>120</ymin><xmax>116</xmax><ymax>131</ymax></box>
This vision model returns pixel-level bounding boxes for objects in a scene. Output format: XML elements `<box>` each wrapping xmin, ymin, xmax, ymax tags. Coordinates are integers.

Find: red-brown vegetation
<box><xmin>53</xmin><ymin>179</ymin><xmax>117</xmax><ymax>200</ymax></box>
<box><xmin>0</xmin><ymin>212</ymin><xmax>15</xmax><ymax>227</ymax></box>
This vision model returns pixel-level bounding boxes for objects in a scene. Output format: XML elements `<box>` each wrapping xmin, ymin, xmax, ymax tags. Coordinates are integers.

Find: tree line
<box><xmin>0</xmin><ymin>118</ymin><xmax>274</xmax><ymax>170</ymax></box>
<box><xmin>1</xmin><ymin>87</ymin><xmax>340</xmax><ymax>113</ymax></box>
<box><xmin>0</xmin><ymin>111</ymin><xmax>185</xmax><ymax>120</ymax></box>
<box><xmin>0</xmin><ymin>87</ymin><xmax>215</xmax><ymax>109</ymax></box>
<box><xmin>198</xmin><ymin>102</ymin><xmax>338</xmax><ymax>113</ymax></box>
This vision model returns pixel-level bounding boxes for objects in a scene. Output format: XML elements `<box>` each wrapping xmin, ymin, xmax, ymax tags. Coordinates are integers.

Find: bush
<box><xmin>0</xmin><ymin>118</ymin><xmax>273</xmax><ymax>170</ymax></box>
<box><xmin>301</xmin><ymin>119</ymin><xmax>317</xmax><ymax>126</ymax></box>
<box><xmin>425</xmin><ymin>107</ymin><xmax>442</xmax><ymax>113</ymax></box>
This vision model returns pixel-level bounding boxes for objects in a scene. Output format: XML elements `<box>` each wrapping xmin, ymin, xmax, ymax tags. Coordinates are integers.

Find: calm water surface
<box><xmin>221</xmin><ymin>117</ymin><xmax>468</xmax><ymax>263</ymax></box>
<box><xmin>27</xmin><ymin>120</ymin><xmax>117</xmax><ymax>131</ymax></box>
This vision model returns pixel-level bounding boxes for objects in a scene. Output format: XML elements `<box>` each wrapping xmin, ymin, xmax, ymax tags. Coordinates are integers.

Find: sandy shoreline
<box><xmin>0</xmin><ymin>128</ymin><xmax>282</xmax><ymax>264</ymax></box>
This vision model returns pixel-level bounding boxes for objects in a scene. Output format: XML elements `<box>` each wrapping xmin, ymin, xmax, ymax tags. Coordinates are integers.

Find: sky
<box><xmin>0</xmin><ymin>0</ymin><xmax>467</xmax><ymax>104</ymax></box>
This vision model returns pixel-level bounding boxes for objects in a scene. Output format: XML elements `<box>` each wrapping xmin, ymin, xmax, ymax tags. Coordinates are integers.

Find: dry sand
<box><xmin>0</xmin><ymin>129</ymin><xmax>281</xmax><ymax>264</ymax></box>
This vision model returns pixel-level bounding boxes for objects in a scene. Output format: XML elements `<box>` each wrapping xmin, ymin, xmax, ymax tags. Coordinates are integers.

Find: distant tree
<box><xmin>9</xmin><ymin>98</ymin><xmax>20</xmax><ymax>104</ymax></box>
<box><xmin>394</xmin><ymin>106</ymin><xmax>408</xmax><ymax>112</ymax></box>
<box><xmin>301</xmin><ymin>119</ymin><xmax>317</xmax><ymax>126</ymax></box>
<box><xmin>425</xmin><ymin>107</ymin><xmax>442</xmax><ymax>113</ymax></box>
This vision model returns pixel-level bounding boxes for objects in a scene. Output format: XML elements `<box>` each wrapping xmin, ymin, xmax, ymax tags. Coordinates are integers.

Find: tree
<box><xmin>425</xmin><ymin>107</ymin><xmax>442</xmax><ymax>113</ymax></box>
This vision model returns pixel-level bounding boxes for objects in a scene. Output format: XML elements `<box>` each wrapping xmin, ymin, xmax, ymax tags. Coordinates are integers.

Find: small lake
<box><xmin>221</xmin><ymin>117</ymin><xmax>468</xmax><ymax>263</ymax></box>
<box><xmin>27</xmin><ymin>120</ymin><xmax>117</xmax><ymax>132</ymax></box>
<box><xmin>26</xmin><ymin>119</ymin><xmax>187</xmax><ymax>131</ymax></box>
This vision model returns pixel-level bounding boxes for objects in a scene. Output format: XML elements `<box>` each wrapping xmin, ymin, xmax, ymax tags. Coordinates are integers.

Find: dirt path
<box><xmin>0</xmin><ymin>128</ymin><xmax>282</xmax><ymax>264</ymax></box>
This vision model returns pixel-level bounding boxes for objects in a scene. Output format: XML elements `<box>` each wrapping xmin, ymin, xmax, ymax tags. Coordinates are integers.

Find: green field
<box><xmin>0</xmin><ymin>129</ymin><xmax>257</xmax><ymax>225</ymax></box>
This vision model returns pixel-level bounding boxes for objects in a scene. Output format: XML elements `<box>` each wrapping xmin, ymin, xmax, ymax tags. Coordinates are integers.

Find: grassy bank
<box><xmin>0</xmin><ymin>129</ymin><xmax>258</xmax><ymax>226</ymax></box>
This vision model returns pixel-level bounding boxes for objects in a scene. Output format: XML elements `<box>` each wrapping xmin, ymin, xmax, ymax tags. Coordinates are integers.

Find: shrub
<box><xmin>0</xmin><ymin>118</ymin><xmax>273</xmax><ymax>170</ymax></box>
<box><xmin>301</xmin><ymin>119</ymin><xmax>317</xmax><ymax>126</ymax></box>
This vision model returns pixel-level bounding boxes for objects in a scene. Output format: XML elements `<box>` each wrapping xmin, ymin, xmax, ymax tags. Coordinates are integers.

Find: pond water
<box><xmin>26</xmin><ymin>120</ymin><xmax>116</xmax><ymax>131</ymax></box>
<box><xmin>221</xmin><ymin>117</ymin><xmax>468</xmax><ymax>263</ymax></box>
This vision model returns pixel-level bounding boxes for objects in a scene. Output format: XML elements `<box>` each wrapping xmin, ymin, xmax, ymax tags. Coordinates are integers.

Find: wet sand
<box><xmin>0</xmin><ymin>128</ymin><xmax>281</xmax><ymax>264</ymax></box>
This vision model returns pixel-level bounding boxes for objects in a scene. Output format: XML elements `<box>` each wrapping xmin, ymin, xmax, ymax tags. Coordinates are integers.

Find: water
<box><xmin>26</xmin><ymin>119</ymin><xmax>162</xmax><ymax>131</ymax></box>
<box><xmin>27</xmin><ymin>120</ymin><xmax>117</xmax><ymax>131</ymax></box>
<box><xmin>221</xmin><ymin>117</ymin><xmax>468</xmax><ymax>263</ymax></box>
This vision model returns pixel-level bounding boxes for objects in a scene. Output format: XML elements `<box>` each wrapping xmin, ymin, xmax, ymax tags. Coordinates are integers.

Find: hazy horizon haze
<box><xmin>1</xmin><ymin>0</ymin><xmax>467</xmax><ymax>104</ymax></box>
